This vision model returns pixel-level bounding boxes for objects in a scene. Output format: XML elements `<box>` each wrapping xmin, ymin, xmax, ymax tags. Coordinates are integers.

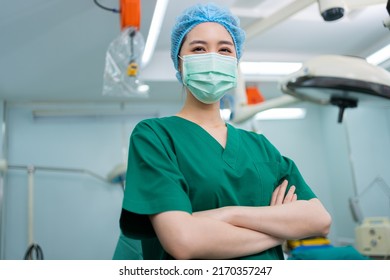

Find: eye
<box><xmin>191</xmin><ymin>46</ymin><xmax>206</xmax><ymax>53</ymax></box>
<box><xmin>219</xmin><ymin>47</ymin><xmax>233</xmax><ymax>54</ymax></box>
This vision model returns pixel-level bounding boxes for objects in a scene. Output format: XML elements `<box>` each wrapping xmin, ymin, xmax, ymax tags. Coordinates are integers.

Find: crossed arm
<box><xmin>149</xmin><ymin>180</ymin><xmax>332</xmax><ymax>260</ymax></box>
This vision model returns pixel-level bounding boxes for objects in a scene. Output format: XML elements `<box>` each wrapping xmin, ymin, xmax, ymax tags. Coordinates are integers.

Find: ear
<box><xmin>178</xmin><ymin>56</ymin><xmax>182</xmax><ymax>73</ymax></box>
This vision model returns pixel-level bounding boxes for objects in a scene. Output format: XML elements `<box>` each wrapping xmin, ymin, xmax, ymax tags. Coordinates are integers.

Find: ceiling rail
<box><xmin>244</xmin><ymin>0</ymin><xmax>316</xmax><ymax>40</ymax></box>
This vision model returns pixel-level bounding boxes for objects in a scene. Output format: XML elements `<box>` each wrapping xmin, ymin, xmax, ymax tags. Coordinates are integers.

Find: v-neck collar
<box><xmin>169</xmin><ymin>116</ymin><xmax>239</xmax><ymax>169</ymax></box>
<box><xmin>223</xmin><ymin>123</ymin><xmax>239</xmax><ymax>169</ymax></box>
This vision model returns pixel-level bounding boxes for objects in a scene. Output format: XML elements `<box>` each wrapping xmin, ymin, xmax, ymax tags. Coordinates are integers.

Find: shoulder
<box><xmin>229</xmin><ymin>124</ymin><xmax>281</xmax><ymax>158</ymax></box>
<box><xmin>133</xmin><ymin>117</ymin><xmax>176</xmax><ymax>134</ymax></box>
<box><xmin>230</xmin><ymin>124</ymin><xmax>273</xmax><ymax>146</ymax></box>
<box><xmin>135</xmin><ymin>117</ymin><xmax>169</xmax><ymax>128</ymax></box>
<box><xmin>130</xmin><ymin>117</ymin><xmax>182</xmax><ymax>150</ymax></box>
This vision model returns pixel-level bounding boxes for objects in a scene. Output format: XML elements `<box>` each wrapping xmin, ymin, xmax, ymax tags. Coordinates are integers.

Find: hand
<box><xmin>270</xmin><ymin>180</ymin><xmax>297</xmax><ymax>206</ymax></box>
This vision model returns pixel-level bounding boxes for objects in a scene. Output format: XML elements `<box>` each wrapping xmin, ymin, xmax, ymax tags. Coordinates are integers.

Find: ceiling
<box><xmin>0</xmin><ymin>0</ymin><xmax>390</xmax><ymax>105</ymax></box>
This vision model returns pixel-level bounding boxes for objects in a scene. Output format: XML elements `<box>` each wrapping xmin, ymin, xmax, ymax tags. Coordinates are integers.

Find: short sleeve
<box><xmin>121</xmin><ymin>120</ymin><xmax>192</xmax><ymax>238</ymax></box>
<box><xmin>259</xmin><ymin>134</ymin><xmax>317</xmax><ymax>201</ymax></box>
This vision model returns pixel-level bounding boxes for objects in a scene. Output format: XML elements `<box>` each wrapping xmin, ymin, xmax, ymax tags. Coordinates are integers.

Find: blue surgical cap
<box><xmin>171</xmin><ymin>3</ymin><xmax>246</xmax><ymax>81</ymax></box>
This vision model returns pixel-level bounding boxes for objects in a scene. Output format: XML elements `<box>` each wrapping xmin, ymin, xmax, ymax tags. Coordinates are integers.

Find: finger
<box><xmin>283</xmin><ymin>185</ymin><xmax>296</xmax><ymax>203</ymax></box>
<box><xmin>270</xmin><ymin>185</ymin><xmax>280</xmax><ymax>206</ymax></box>
<box><xmin>275</xmin><ymin>180</ymin><xmax>288</xmax><ymax>205</ymax></box>
<box><xmin>292</xmin><ymin>193</ymin><xmax>298</xmax><ymax>201</ymax></box>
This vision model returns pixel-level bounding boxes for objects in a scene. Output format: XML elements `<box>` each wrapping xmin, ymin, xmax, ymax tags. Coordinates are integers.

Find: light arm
<box><xmin>150</xmin><ymin>210</ymin><xmax>283</xmax><ymax>260</ymax></box>
<box><xmin>224</xmin><ymin>198</ymin><xmax>331</xmax><ymax>240</ymax></box>
<box><xmin>195</xmin><ymin>180</ymin><xmax>331</xmax><ymax>240</ymax></box>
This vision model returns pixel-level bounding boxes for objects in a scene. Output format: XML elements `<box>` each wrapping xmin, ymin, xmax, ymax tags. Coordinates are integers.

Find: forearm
<box><xmin>196</xmin><ymin>199</ymin><xmax>331</xmax><ymax>240</ymax></box>
<box><xmin>150</xmin><ymin>211</ymin><xmax>283</xmax><ymax>260</ymax></box>
<box><xmin>226</xmin><ymin>199</ymin><xmax>331</xmax><ymax>239</ymax></box>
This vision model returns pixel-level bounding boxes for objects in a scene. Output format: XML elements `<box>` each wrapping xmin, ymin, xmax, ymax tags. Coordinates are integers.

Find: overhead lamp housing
<box><xmin>384</xmin><ymin>17</ymin><xmax>390</xmax><ymax>30</ymax></box>
<box><xmin>318</xmin><ymin>0</ymin><xmax>345</xmax><ymax>21</ymax></box>
<box><xmin>384</xmin><ymin>0</ymin><xmax>390</xmax><ymax>30</ymax></box>
<box><xmin>280</xmin><ymin>55</ymin><xmax>390</xmax><ymax>123</ymax></box>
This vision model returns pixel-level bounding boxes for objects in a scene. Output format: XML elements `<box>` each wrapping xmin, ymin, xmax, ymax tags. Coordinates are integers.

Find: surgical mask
<box><xmin>180</xmin><ymin>53</ymin><xmax>238</xmax><ymax>104</ymax></box>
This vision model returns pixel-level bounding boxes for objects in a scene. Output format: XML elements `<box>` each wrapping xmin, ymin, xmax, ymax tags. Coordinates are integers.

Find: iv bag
<box><xmin>102</xmin><ymin>27</ymin><xmax>149</xmax><ymax>97</ymax></box>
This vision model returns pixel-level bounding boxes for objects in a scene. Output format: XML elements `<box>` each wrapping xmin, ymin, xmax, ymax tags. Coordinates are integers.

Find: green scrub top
<box><xmin>119</xmin><ymin>116</ymin><xmax>316</xmax><ymax>260</ymax></box>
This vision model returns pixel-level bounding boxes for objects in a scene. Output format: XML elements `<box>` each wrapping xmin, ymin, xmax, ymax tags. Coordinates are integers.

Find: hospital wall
<box><xmin>0</xmin><ymin>102</ymin><xmax>179</xmax><ymax>260</ymax></box>
<box><xmin>320</xmin><ymin>104</ymin><xmax>390</xmax><ymax>243</ymax></box>
<box><xmin>0</xmin><ymin>99</ymin><xmax>389</xmax><ymax>259</ymax></box>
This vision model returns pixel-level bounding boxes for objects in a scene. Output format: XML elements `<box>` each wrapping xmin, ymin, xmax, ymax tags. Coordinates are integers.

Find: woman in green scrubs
<box><xmin>115</xmin><ymin>3</ymin><xmax>332</xmax><ymax>260</ymax></box>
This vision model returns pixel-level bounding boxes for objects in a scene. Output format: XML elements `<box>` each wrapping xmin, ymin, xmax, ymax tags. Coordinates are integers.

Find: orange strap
<box><xmin>120</xmin><ymin>0</ymin><xmax>140</xmax><ymax>30</ymax></box>
<box><xmin>246</xmin><ymin>86</ymin><xmax>265</xmax><ymax>105</ymax></box>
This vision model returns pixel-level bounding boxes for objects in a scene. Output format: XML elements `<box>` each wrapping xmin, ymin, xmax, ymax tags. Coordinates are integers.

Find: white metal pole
<box><xmin>0</xmin><ymin>100</ymin><xmax>7</xmax><ymax>259</ymax></box>
<box><xmin>27</xmin><ymin>166</ymin><xmax>35</xmax><ymax>247</ymax></box>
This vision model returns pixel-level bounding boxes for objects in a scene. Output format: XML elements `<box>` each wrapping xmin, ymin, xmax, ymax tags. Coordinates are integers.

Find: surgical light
<box><xmin>280</xmin><ymin>55</ymin><xmax>390</xmax><ymax>123</ymax></box>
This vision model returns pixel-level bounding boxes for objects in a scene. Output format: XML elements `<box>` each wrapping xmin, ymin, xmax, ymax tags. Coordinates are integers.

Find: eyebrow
<box><xmin>188</xmin><ymin>40</ymin><xmax>234</xmax><ymax>46</ymax></box>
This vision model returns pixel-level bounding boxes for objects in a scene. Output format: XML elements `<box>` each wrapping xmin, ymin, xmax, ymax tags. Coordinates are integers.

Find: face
<box><xmin>179</xmin><ymin>22</ymin><xmax>236</xmax><ymax>67</ymax></box>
